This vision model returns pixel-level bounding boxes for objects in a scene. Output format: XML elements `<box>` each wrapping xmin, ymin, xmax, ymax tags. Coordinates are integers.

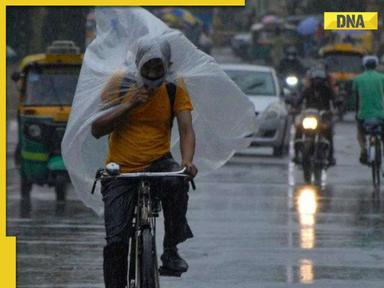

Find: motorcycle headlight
<box><xmin>28</xmin><ymin>124</ymin><xmax>42</xmax><ymax>138</ymax></box>
<box><xmin>286</xmin><ymin>76</ymin><xmax>298</xmax><ymax>87</ymax></box>
<box><xmin>302</xmin><ymin>116</ymin><xmax>318</xmax><ymax>130</ymax></box>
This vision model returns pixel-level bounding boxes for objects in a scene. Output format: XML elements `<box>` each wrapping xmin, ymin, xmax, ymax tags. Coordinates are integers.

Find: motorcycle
<box><xmin>295</xmin><ymin>109</ymin><xmax>331</xmax><ymax>185</ymax></box>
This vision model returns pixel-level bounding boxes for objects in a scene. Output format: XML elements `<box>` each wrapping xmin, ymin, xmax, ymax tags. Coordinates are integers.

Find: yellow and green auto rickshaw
<box><xmin>320</xmin><ymin>43</ymin><xmax>366</xmax><ymax>118</ymax></box>
<box><xmin>12</xmin><ymin>41</ymin><xmax>82</xmax><ymax>201</ymax></box>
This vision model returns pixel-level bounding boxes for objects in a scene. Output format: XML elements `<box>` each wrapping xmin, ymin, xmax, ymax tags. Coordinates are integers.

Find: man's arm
<box><xmin>91</xmin><ymin>102</ymin><xmax>134</xmax><ymax>139</ymax></box>
<box><xmin>176</xmin><ymin>110</ymin><xmax>197</xmax><ymax>177</ymax></box>
<box><xmin>296</xmin><ymin>88</ymin><xmax>307</xmax><ymax>107</ymax></box>
<box><xmin>91</xmin><ymin>80</ymin><xmax>149</xmax><ymax>139</ymax></box>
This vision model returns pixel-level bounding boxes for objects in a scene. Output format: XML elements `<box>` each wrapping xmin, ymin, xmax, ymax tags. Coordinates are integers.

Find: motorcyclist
<box><xmin>293</xmin><ymin>68</ymin><xmax>336</xmax><ymax>166</ymax></box>
<box><xmin>277</xmin><ymin>46</ymin><xmax>306</xmax><ymax>78</ymax></box>
<box><xmin>91</xmin><ymin>38</ymin><xmax>197</xmax><ymax>288</ymax></box>
<box><xmin>353</xmin><ymin>55</ymin><xmax>384</xmax><ymax>164</ymax></box>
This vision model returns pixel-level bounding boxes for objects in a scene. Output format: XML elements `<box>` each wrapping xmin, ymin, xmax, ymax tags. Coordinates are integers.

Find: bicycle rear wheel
<box><xmin>141</xmin><ymin>228</ymin><xmax>157</xmax><ymax>288</ymax></box>
<box><xmin>374</xmin><ymin>139</ymin><xmax>382</xmax><ymax>189</ymax></box>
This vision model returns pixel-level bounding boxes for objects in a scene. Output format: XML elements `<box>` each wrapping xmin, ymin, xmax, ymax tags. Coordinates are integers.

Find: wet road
<box><xmin>6</xmin><ymin>49</ymin><xmax>384</xmax><ymax>287</ymax></box>
<box><xmin>7</xmin><ymin>113</ymin><xmax>384</xmax><ymax>287</ymax></box>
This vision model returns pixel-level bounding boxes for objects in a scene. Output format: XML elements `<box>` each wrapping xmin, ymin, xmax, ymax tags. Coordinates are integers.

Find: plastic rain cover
<box><xmin>62</xmin><ymin>7</ymin><xmax>256</xmax><ymax>214</ymax></box>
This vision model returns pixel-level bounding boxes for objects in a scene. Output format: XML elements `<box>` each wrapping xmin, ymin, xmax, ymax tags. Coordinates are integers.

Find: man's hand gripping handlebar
<box><xmin>91</xmin><ymin>163</ymin><xmax>196</xmax><ymax>194</ymax></box>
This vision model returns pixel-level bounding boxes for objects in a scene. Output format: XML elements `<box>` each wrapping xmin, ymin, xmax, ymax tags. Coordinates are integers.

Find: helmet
<box><xmin>362</xmin><ymin>55</ymin><xmax>378</xmax><ymax>70</ymax></box>
<box><xmin>285</xmin><ymin>46</ymin><xmax>298</xmax><ymax>60</ymax></box>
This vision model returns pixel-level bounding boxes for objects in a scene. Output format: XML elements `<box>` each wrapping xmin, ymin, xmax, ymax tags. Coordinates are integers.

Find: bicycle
<box><xmin>363</xmin><ymin>119</ymin><xmax>384</xmax><ymax>190</ymax></box>
<box><xmin>92</xmin><ymin>163</ymin><xmax>195</xmax><ymax>288</ymax></box>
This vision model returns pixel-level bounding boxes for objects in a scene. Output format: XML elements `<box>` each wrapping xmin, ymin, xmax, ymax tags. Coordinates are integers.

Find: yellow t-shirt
<box><xmin>103</xmin><ymin>72</ymin><xmax>193</xmax><ymax>172</ymax></box>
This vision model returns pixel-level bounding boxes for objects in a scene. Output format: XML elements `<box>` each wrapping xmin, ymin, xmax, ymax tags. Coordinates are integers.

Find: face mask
<box><xmin>141</xmin><ymin>75</ymin><xmax>165</xmax><ymax>89</ymax></box>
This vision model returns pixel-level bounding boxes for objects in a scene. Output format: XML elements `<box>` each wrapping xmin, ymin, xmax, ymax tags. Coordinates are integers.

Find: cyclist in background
<box><xmin>353</xmin><ymin>56</ymin><xmax>384</xmax><ymax>164</ymax></box>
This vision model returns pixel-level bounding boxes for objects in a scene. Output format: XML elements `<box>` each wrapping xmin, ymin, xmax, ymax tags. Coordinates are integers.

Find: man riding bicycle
<box><xmin>353</xmin><ymin>56</ymin><xmax>384</xmax><ymax>165</ymax></box>
<box><xmin>91</xmin><ymin>37</ymin><xmax>197</xmax><ymax>288</ymax></box>
<box><xmin>293</xmin><ymin>68</ymin><xmax>336</xmax><ymax>166</ymax></box>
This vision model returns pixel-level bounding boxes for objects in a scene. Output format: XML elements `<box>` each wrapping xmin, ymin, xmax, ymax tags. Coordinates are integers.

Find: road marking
<box><xmin>17</xmin><ymin>240</ymin><xmax>103</xmax><ymax>245</ymax></box>
<box><xmin>17</xmin><ymin>284</ymin><xmax>104</xmax><ymax>288</ymax></box>
<box><xmin>8</xmin><ymin>223</ymin><xmax>104</xmax><ymax>229</ymax></box>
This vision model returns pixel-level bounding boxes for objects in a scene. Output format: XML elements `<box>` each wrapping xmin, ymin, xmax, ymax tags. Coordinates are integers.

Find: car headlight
<box><xmin>286</xmin><ymin>75</ymin><xmax>299</xmax><ymax>87</ymax></box>
<box><xmin>28</xmin><ymin>124</ymin><xmax>42</xmax><ymax>138</ymax></box>
<box><xmin>265</xmin><ymin>110</ymin><xmax>279</xmax><ymax>120</ymax></box>
<box><xmin>302</xmin><ymin>116</ymin><xmax>318</xmax><ymax>130</ymax></box>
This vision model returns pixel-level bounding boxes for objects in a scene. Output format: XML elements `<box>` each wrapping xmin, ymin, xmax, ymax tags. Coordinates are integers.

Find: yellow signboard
<box><xmin>324</xmin><ymin>12</ymin><xmax>378</xmax><ymax>30</ymax></box>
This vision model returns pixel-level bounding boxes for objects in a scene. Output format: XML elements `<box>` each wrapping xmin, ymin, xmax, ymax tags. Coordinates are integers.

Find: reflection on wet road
<box><xmin>7</xmin><ymin>112</ymin><xmax>384</xmax><ymax>287</ymax></box>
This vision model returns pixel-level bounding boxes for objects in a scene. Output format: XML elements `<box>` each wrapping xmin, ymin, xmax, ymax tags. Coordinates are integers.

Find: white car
<box><xmin>221</xmin><ymin>64</ymin><xmax>290</xmax><ymax>156</ymax></box>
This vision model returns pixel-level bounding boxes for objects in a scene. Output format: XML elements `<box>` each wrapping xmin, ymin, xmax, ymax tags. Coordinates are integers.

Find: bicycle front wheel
<box><xmin>141</xmin><ymin>229</ymin><xmax>157</xmax><ymax>288</ymax></box>
<box><xmin>373</xmin><ymin>139</ymin><xmax>382</xmax><ymax>189</ymax></box>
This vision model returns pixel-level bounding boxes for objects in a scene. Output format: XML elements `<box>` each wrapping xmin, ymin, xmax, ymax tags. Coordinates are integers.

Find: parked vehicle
<box><xmin>12</xmin><ymin>41</ymin><xmax>82</xmax><ymax>201</ymax></box>
<box><xmin>222</xmin><ymin>64</ymin><xmax>290</xmax><ymax>156</ymax></box>
<box><xmin>230</xmin><ymin>32</ymin><xmax>251</xmax><ymax>60</ymax></box>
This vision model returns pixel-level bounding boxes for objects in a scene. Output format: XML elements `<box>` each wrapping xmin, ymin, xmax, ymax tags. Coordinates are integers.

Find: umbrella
<box><xmin>262</xmin><ymin>15</ymin><xmax>280</xmax><ymax>24</ymax></box>
<box><xmin>155</xmin><ymin>8</ymin><xmax>200</xmax><ymax>28</ymax></box>
<box><xmin>297</xmin><ymin>16</ymin><xmax>320</xmax><ymax>35</ymax></box>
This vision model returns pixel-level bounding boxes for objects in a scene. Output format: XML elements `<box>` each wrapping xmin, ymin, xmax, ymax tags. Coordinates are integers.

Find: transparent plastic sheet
<box><xmin>62</xmin><ymin>7</ymin><xmax>256</xmax><ymax>214</ymax></box>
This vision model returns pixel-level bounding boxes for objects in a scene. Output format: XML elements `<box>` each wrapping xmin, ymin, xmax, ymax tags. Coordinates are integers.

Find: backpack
<box><xmin>119</xmin><ymin>75</ymin><xmax>177</xmax><ymax>129</ymax></box>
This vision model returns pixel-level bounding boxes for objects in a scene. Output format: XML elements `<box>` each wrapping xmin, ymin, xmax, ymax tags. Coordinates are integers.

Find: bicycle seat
<box><xmin>363</xmin><ymin>118</ymin><xmax>384</xmax><ymax>135</ymax></box>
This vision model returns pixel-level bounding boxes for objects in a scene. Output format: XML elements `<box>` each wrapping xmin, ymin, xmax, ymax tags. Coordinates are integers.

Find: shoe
<box><xmin>360</xmin><ymin>152</ymin><xmax>368</xmax><ymax>165</ymax></box>
<box><xmin>160</xmin><ymin>247</ymin><xmax>188</xmax><ymax>273</ymax></box>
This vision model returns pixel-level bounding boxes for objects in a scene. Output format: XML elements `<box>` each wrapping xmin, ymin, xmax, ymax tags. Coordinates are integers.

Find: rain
<box><xmin>6</xmin><ymin>3</ymin><xmax>384</xmax><ymax>287</ymax></box>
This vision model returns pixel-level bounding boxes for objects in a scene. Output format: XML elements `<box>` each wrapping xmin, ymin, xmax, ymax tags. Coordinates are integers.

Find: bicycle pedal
<box><xmin>159</xmin><ymin>266</ymin><xmax>183</xmax><ymax>277</ymax></box>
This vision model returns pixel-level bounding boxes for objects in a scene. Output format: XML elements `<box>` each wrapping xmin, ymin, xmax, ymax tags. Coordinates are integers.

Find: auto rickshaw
<box><xmin>249</xmin><ymin>22</ymin><xmax>299</xmax><ymax>66</ymax></box>
<box><xmin>12</xmin><ymin>41</ymin><xmax>82</xmax><ymax>201</ymax></box>
<box><xmin>320</xmin><ymin>43</ymin><xmax>366</xmax><ymax>118</ymax></box>
<box><xmin>332</xmin><ymin>30</ymin><xmax>374</xmax><ymax>54</ymax></box>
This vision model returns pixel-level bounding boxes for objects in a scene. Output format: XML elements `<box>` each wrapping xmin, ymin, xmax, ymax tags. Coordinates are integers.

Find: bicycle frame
<box><xmin>366</xmin><ymin>132</ymin><xmax>382</xmax><ymax>189</ymax></box>
<box><xmin>130</xmin><ymin>179</ymin><xmax>159</xmax><ymax>288</ymax></box>
<box><xmin>92</xmin><ymin>166</ymin><xmax>192</xmax><ymax>288</ymax></box>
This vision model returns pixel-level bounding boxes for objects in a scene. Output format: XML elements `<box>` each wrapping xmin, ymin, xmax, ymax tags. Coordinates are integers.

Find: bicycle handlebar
<box><xmin>91</xmin><ymin>167</ymin><xmax>196</xmax><ymax>194</ymax></box>
<box><xmin>112</xmin><ymin>168</ymin><xmax>189</xmax><ymax>178</ymax></box>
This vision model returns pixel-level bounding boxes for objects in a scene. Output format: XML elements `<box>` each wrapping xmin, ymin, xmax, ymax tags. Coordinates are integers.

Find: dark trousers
<box><xmin>101</xmin><ymin>154</ymin><xmax>193</xmax><ymax>288</ymax></box>
<box><xmin>357</xmin><ymin>120</ymin><xmax>366</xmax><ymax>155</ymax></box>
